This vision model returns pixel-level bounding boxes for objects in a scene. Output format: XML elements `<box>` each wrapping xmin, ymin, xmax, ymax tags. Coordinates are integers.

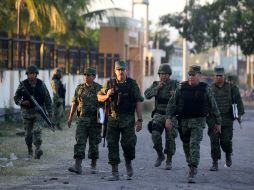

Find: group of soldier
<box><xmin>13</xmin><ymin>60</ymin><xmax>244</xmax><ymax>183</ymax></box>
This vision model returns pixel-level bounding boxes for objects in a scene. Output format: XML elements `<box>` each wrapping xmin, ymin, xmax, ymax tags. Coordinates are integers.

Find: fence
<box><xmin>0</xmin><ymin>32</ymin><xmax>120</xmax><ymax>77</ymax></box>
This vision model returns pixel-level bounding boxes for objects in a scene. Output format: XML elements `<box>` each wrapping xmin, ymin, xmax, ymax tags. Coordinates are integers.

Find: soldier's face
<box><xmin>84</xmin><ymin>73</ymin><xmax>95</xmax><ymax>85</ymax></box>
<box><xmin>188</xmin><ymin>73</ymin><xmax>200</xmax><ymax>86</ymax></box>
<box><xmin>27</xmin><ymin>73</ymin><xmax>37</xmax><ymax>81</ymax></box>
<box><xmin>214</xmin><ymin>74</ymin><xmax>225</xmax><ymax>84</ymax></box>
<box><xmin>115</xmin><ymin>68</ymin><xmax>126</xmax><ymax>81</ymax></box>
<box><xmin>159</xmin><ymin>73</ymin><xmax>170</xmax><ymax>82</ymax></box>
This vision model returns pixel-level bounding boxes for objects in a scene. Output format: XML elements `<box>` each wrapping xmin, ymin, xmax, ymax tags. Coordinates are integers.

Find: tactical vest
<box><xmin>177</xmin><ymin>81</ymin><xmax>208</xmax><ymax>119</ymax></box>
<box><xmin>212</xmin><ymin>82</ymin><xmax>232</xmax><ymax>114</ymax></box>
<box><xmin>109</xmin><ymin>78</ymin><xmax>135</xmax><ymax>115</ymax></box>
<box><xmin>154</xmin><ymin>80</ymin><xmax>177</xmax><ymax>115</ymax></box>
<box><xmin>22</xmin><ymin>79</ymin><xmax>45</xmax><ymax>107</ymax></box>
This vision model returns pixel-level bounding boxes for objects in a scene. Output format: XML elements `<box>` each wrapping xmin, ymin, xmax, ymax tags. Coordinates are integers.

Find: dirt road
<box><xmin>0</xmin><ymin>109</ymin><xmax>254</xmax><ymax>190</ymax></box>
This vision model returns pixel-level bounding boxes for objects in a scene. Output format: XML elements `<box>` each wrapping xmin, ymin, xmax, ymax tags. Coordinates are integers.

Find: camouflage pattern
<box><xmin>99</xmin><ymin>78</ymin><xmax>144</xmax><ymax>165</ymax></box>
<box><xmin>14</xmin><ymin>79</ymin><xmax>52</xmax><ymax>147</ymax></box>
<box><xmin>51</xmin><ymin>77</ymin><xmax>65</xmax><ymax>128</ymax></box>
<box><xmin>166</xmin><ymin>83</ymin><xmax>221</xmax><ymax>167</ymax></box>
<box><xmin>144</xmin><ymin>80</ymin><xmax>178</xmax><ymax>157</ymax></box>
<box><xmin>72</xmin><ymin>82</ymin><xmax>102</xmax><ymax>159</ymax></box>
<box><xmin>207</xmin><ymin>82</ymin><xmax>245</xmax><ymax>159</ymax></box>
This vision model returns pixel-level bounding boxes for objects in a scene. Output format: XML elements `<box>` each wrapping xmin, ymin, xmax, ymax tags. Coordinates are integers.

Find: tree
<box><xmin>159</xmin><ymin>0</ymin><xmax>254</xmax><ymax>55</ymax></box>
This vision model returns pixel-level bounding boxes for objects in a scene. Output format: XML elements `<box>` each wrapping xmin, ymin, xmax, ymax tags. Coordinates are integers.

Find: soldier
<box><xmin>14</xmin><ymin>64</ymin><xmax>52</xmax><ymax>159</ymax></box>
<box><xmin>144</xmin><ymin>64</ymin><xmax>178</xmax><ymax>170</ymax></box>
<box><xmin>97</xmin><ymin>60</ymin><xmax>144</xmax><ymax>181</ymax></box>
<box><xmin>67</xmin><ymin>67</ymin><xmax>102</xmax><ymax>175</ymax></box>
<box><xmin>165</xmin><ymin>65</ymin><xmax>221</xmax><ymax>183</ymax></box>
<box><xmin>51</xmin><ymin>68</ymin><xmax>66</xmax><ymax>130</ymax></box>
<box><xmin>207</xmin><ymin>67</ymin><xmax>245</xmax><ymax>171</ymax></box>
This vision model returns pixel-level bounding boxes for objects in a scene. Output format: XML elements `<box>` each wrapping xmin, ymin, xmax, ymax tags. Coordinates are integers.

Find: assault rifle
<box><xmin>20</xmin><ymin>82</ymin><xmax>55</xmax><ymax>131</ymax></box>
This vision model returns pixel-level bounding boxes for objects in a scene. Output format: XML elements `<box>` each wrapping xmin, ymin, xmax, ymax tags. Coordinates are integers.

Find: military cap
<box><xmin>115</xmin><ymin>60</ymin><xmax>126</xmax><ymax>70</ymax></box>
<box><xmin>26</xmin><ymin>64</ymin><xmax>39</xmax><ymax>74</ymax></box>
<box><xmin>188</xmin><ymin>65</ymin><xmax>201</xmax><ymax>75</ymax></box>
<box><xmin>83</xmin><ymin>67</ymin><xmax>96</xmax><ymax>76</ymax></box>
<box><xmin>214</xmin><ymin>66</ymin><xmax>225</xmax><ymax>75</ymax></box>
<box><xmin>158</xmin><ymin>64</ymin><xmax>172</xmax><ymax>75</ymax></box>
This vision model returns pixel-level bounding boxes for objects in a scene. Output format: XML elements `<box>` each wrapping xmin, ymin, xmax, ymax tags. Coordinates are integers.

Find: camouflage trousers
<box><xmin>178</xmin><ymin>117</ymin><xmax>205</xmax><ymax>168</ymax></box>
<box><xmin>52</xmin><ymin>100</ymin><xmax>64</xmax><ymax>128</ymax></box>
<box><xmin>208</xmin><ymin>125</ymin><xmax>233</xmax><ymax>159</ymax></box>
<box><xmin>74</xmin><ymin>116</ymin><xmax>102</xmax><ymax>159</ymax></box>
<box><xmin>106</xmin><ymin>114</ymin><xmax>137</xmax><ymax>165</ymax></box>
<box><xmin>23</xmin><ymin>113</ymin><xmax>43</xmax><ymax>147</ymax></box>
<box><xmin>151</xmin><ymin>113</ymin><xmax>178</xmax><ymax>157</ymax></box>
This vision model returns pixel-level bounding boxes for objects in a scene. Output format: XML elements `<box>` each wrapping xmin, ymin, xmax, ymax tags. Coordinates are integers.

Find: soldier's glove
<box><xmin>21</xmin><ymin>100</ymin><xmax>31</xmax><ymax>107</ymax></box>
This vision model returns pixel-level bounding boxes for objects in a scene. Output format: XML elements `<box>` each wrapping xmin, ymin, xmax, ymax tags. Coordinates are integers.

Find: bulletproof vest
<box><xmin>22</xmin><ymin>79</ymin><xmax>45</xmax><ymax>107</ymax></box>
<box><xmin>212</xmin><ymin>82</ymin><xmax>232</xmax><ymax>114</ymax></box>
<box><xmin>155</xmin><ymin>80</ymin><xmax>177</xmax><ymax>114</ymax></box>
<box><xmin>177</xmin><ymin>81</ymin><xmax>208</xmax><ymax>119</ymax></box>
<box><xmin>109</xmin><ymin>78</ymin><xmax>135</xmax><ymax>114</ymax></box>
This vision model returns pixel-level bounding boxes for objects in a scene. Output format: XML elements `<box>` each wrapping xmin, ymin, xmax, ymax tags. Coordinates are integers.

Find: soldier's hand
<box><xmin>213</xmin><ymin>124</ymin><xmax>221</xmax><ymax>134</ymax></box>
<box><xmin>165</xmin><ymin>119</ymin><xmax>172</xmax><ymax>129</ymax></box>
<box><xmin>21</xmin><ymin>100</ymin><xmax>31</xmax><ymax>107</ymax></box>
<box><xmin>67</xmin><ymin>118</ymin><xmax>72</xmax><ymax>128</ymax></box>
<box><xmin>107</xmin><ymin>88</ymin><xmax>114</xmax><ymax>98</ymax></box>
<box><xmin>135</xmin><ymin>121</ymin><xmax>142</xmax><ymax>132</ymax></box>
<box><xmin>157</xmin><ymin>82</ymin><xmax>165</xmax><ymax>90</ymax></box>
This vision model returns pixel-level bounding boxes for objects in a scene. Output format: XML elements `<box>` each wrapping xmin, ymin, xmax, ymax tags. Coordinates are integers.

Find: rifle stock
<box><xmin>20</xmin><ymin>82</ymin><xmax>54</xmax><ymax>131</ymax></box>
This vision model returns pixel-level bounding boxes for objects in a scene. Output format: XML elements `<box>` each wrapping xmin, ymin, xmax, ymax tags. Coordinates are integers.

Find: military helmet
<box><xmin>115</xmin><ymin>60</ymin><xmax>126</xmax><ymax>70</ymax></box>
<box><xmin>53</xmin><ymin>68</ymin><xmax>62</xmax><ymax>76</ymax></box>
<box><xmin>188</xmin><ymin>65</ymin><xmax>201</xmax><ymax>75</ymax></box>
<box><xmin>158</xmin><ymin>64</ymin><xmax>172</xmax><ymax>75</ymax></box>
<box><xmin>26</xmin><ymin>64</ymin><xmax>39</xmax><ymax>74</ymax></box>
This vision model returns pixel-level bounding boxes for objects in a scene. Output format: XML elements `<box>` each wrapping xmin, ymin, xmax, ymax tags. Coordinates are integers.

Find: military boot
<box><xmin>90</xmin><ymin>159</ymin><xmax>97</xmax><ymax>174</ymax></box>
<box><xmin>34</xmin><ymin>145</ymin><xmax>43</xmax><ymax>159</ymax></box>
<box><xmin>68</xmin><ymin>158</ymin><xmax>82</xmax><ymax>174</ymax></box>
<box><xmin>188</xmin><ymin>166</ymin><xmax>197</xmax><ymax>183</ymax></box>
<box><xmin>106</xmin><ymin>165</ymin><xmax>119</xmax><ymax>181</ymax></box>
<box><xmin>210</xmin><ymin>158</ymin><xmax>218</xmax><ymax>171</ymax></box>
<box><xmin>165</xmin><ymin>156</ymin><xmax>172</xmax><ymax>170</ymax></box>
<box><xmin>226</xmin><ymin>153</ymin><xmax>232</xmax><ymax>167</ymax></box>
<box><xmin>154</xmin><ymin>151</ymin><xmax>165</xmax><ymax>167</ymax></box>
<box><xmin>27</xmin><ymin>144</ymin><xmax>33</xmax><ymax>158</ymax></box>
<box><xmin>125</xmin><ymin>159</ymin><xmax>133</xmax><ymax>177</ymax></box>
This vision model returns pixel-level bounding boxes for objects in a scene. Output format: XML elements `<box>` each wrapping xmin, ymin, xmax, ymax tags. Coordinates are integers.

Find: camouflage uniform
<box><xmin>144</xmin><ymin>64</ymin><xmax>178</xmax><ymax>169</ymax></box>
<box><xmin>99</xmin><ymin>78</ymin><xmax>144</xmax><ymax>165</ymax></box>
<box><xmin>166</xmin><ymin>65</ymin><xmax>221</xmax><ymax>182</ymax></box>
<box><xmin>13</xmin><ymin>65</ymin><xmax>52</xmax><ymax>159</ymax></box>
<box><xmin>72</xmin><ymin>82</ymin><xmax>102</xmax><ymax>160</ymax></box>
<box><xmin>51</xmin><ymin>68</ymin><xmax>66</xmax><ymax>129</ymax></box>
<box><xmin>207</xmin><ymin>67</ymin><xmax>244</xmax><ymax>169</ymax></box>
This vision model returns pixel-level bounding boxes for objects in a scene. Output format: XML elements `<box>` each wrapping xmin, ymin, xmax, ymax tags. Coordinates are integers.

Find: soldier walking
<box><xmin>67</xmin><ymin>67</ymin><xmax>102</xmax><ymax>175</ymax></box>
<box><xmin>51</xmin><ymin>68</ymin><xmax>66</xmax><ymax>130</ymax></box>
<box><xmin>144</xmin><ymin>64</ymin><xmax>178</xmax><ymax>170</ymax></box>
<box><xmin>207</xmin><ymin>67</ymin><xmax>245</xmax><ymax>171</ymax></box>
<box><xmin>97</xmin><ymin>60</ymin><xmax>144</xmax><ymax>181</ymax></box>
<box><xmin>14</xmin><ymin>64</ymin><xmax>52</xmax><ymax>159</ymax></box>
<box><xmin>165</xmin><ymin>65</ymin><xmax>221</xmax><ymax>183</ymax></box>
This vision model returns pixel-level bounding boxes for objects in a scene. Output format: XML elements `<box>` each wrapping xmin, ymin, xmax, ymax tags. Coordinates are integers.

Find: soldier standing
<box><xmin>51</xmin><ymin>68</ymin><xmax>66</xmax><ymax>130</ymax></box>
<box><xmin>144</xmin><ymin>64</ymin><xmax>178</xmax><ymax>170</ymax></box>
<box><xmin>165</xmin><ymin>65</ymin><xmax>221</xmax><ymax>183</ymax></box>
<box><xmin>97</xmin><ymin>60</ymin><xmax>144</xmax><ymax>181</ymax></box>
<box><xmin>67</xmin><ymin>67</ymin><xmax>102</xmax><ymax>175</ymax></box>
<box><xmin>207</xmin><ymin>67</ymin><xmax>245</xmax><ymax>171</ymax></box>
<box><xmin>14</xmin><ymin>64</ymin><xmax>52</xmax><ymax>159</ymax></box>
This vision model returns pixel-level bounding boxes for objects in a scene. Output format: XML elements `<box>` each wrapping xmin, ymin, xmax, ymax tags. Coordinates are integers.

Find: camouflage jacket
<box><xmin>144</xmin><ymin>79</ymin><xmax>178</xmax><ymax>115</ymax></box>
<box><xmin>14</xmin><ymin>78</ymin><xmax>52</xmax><ymax>116</ymax></box>
<box><xmin>72</xmin><ymin>82</ymin><xmax>102</xmax><ymax>117</ymax></box>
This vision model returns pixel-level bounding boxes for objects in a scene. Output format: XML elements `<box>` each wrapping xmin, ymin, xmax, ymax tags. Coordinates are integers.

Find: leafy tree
<box><xmin>159</xmin><ymin>0</ymin><xmax>254</xmax><ymax>55</ymax></box>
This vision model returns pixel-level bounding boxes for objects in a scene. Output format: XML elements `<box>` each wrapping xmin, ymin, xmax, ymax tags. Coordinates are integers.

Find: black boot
<box><xmin>188</xmin><ymin>166</ymin><xmax>197</xmax><ymax>183</ymax></box>
<box><xmin>165</xmin><ymin>156</ymin><xmax>172</xmax><ymax>170</ymax></box>
<box><xmin>125</xmin><ymin>159</ymin><xmax>133</xmax><ymax>177</ymax></box>
<box><xmin>90</xmin><ymin>159</ymin><xmax>97</xmax><ymax>174</ymax></box>
<box><xmin>210</xmin><ymin>158</ymin><xmax>218</xmax><ymax>171</ymax></box>
<box><xmin>68</xmin><ymin>158</ymin><xmax>82</xmax><ymax>174</ymax></box>
<box><xmin>226</xmin><ymin>153</ymin><xmax>232</xmax><ymax>167</ymax></box>
<box><xmin>27</xmin><ymin>144</ymin><xmax>33</xmax><ymax>158</ymax></box>
<box><xmin>34</xmin><ymin>145</ymin><xmax>43</xmax><ymax>159</ymax></box>
<box><xmin>106</xmin><ymin>165</ymin><xmax>119</xmax><ymax>181</ymax></box>
<box><xmin>154</xmin><ymin>151</ymin><xmax>165</xmax><ymax>167</ymax></box>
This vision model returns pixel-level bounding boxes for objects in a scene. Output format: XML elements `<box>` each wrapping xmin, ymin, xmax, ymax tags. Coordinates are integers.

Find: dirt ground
<box><xmin>0</xmin><ymin>108</ymin><xmax>254</xmax><ymax>190</ymax></box>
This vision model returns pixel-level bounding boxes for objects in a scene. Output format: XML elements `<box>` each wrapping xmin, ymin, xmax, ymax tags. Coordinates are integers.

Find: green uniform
<box><xmin>144</xmin><ymin>80</ymin><xmax>178</xmax><ymax>157</ymax></box>
<box><xmin>72</xmin><ymin>82</ymin><xmax>102</xmax><ymax>159</ymax></box>
<box><xmin>51</xmin><ymin>77</ymin><xmax>66</xmax><ymax>128</ymax></box>
<box><xmin>166</xmin><ymin>81</ymin><xmax>221</xmax><ymax>168</ymax></box>
<box><xmin>14</xmin><ymin>79</ymin><xmax>52</xmax><ymax>148</ymax></box>
<box><xmin>99</xmin><ymin>78</ymin><xmax>144</xmax><ymax>165</ymax></box>
<box><xmin>207</xmin><ymin>82</ymin><xmax>244</xmax><ymax>159</ymax></box>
